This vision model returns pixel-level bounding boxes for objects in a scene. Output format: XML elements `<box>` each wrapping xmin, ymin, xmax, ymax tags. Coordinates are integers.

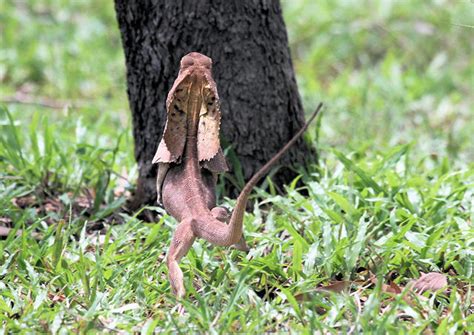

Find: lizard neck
<box><xmin>183</xmin><ymin>77</ymin><xmax>202</xmax><ymax>172</ymax></box>
<box><xmin>183</xmin><ymin>135</ymin><xmax>199</xmax><ymax>171</ymax></box>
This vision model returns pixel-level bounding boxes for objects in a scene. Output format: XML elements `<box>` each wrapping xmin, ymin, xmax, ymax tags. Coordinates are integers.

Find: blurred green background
<box><xmin>1</xmin><ymin>0</ymin><xmax>472</xmax><ymax>165</ymax></box>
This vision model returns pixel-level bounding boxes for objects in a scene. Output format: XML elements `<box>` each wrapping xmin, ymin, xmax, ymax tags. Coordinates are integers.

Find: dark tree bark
<box><xmin>114</xmin><ymin>0</ymin><xmax>316</xmax><ymax>209</ymax></box>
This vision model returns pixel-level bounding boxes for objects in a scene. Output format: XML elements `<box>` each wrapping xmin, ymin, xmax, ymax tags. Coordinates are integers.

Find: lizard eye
<box><xmin>181</xmin><ymin>57</ymin><xmax>195</xmax><ymax>69</ymax></box>
<box><xmin>203</xmin><ymin>59</ymin><xmax>212</xmax><ymax>70</ymax></box>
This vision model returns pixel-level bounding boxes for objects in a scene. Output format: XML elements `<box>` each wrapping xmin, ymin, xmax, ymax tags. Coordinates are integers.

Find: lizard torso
<box><xmin>154</xmin><ymin>52</ymin><xmax>227</xmax><ymax>223</ymax></box>
<box><xmin>152</xmin><ymin>52</ymin><xmax>321</xmax><ymax>310</ymax></box>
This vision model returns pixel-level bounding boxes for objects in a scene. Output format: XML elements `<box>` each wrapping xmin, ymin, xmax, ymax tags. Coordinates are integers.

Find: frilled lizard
<box><xmin>153</xmin><ymin>52</ymin><xmax>322</xmax><ymax>305</ymax></box>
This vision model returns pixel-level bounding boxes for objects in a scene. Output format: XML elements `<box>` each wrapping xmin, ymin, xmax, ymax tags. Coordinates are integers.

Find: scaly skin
<box><xmin>154</xmin><ymin>52</ymin><xmax>322</xmax><ymax>307</ymax></box>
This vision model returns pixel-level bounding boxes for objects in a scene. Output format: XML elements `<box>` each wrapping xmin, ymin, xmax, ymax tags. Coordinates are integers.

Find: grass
<box><xmin>1</xmin><ymin>0</ymin><xmax>473</xmax><ymax>333</ymax></box>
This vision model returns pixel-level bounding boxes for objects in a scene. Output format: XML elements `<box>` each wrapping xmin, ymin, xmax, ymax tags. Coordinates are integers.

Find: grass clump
<box><xmin>1</xmin><ymin>0</ymin><xmax>473</xmax><ymax>333</ymax></box>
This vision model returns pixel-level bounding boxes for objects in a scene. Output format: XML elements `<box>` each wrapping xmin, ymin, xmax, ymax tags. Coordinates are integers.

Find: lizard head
<box><xmin>180</xmin><ymin>52</ymin><xmax>212</xmax><ymax>71</ymax></box>
<box><xmin>153</xmin><ymin>52</ymin><xmax>223</xmax><ymax>165</ymax></box>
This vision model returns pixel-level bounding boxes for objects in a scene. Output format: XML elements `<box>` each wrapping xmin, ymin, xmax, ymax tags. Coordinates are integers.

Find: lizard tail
<box><xmin>226</xmin><ymin>102</ymin><xmax>323</xmax><ymax>244</ymax></box>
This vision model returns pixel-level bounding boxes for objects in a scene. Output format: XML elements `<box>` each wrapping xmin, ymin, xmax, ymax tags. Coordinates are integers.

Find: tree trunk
<box><xmin>114</xmin><ymin>0</ymin><xmax>316</xmax><ymax>209</ymax></box>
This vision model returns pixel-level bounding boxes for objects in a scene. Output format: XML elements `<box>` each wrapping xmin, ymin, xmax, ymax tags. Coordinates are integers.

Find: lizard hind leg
<box><xmin>211</xmin><ymin>207</ymin><xmax>250</xmax><ymax>252</ymax></box>
<box><xmin>167</xmin><ymin>219</ymin><xmax>196</xmax><ymax>299</ymax></box>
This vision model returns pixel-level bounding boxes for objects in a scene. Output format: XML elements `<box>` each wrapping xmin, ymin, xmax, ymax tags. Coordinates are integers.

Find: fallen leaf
<box><xmin>294</xmin><ymin>281</ymin><xmax>350</xmax><ymax>302</ymax></box>
<box><xmin>75</xmin><ymin>195</ymin><xmax>91</xmax><ymax>209</ymax></box>
<box><xmin>0</xmin><ymin>217</ymin><xmax>12</xmax><ymax>225</ymax></box>
<box><xmin>44</xmin><ymin>201</ymin><xmax>61</xmax><ymax>212</ymax></box>
<box><xmin>0</xmin><ymin>226</ymin><xmax>13</xmax><ymax>237</ymax></box>
<box><xmin>13</xmin><ymin>195</ymin><xmax>36</xmax><ymax>208</ymax></box>
<box><xmin>48</xmin><ymin>292</ymin><xmax>66</xmax><ymax>303</ymax></box>
<box><xmin>383</xmin><ymin>281</ymin><xmax>402</xmax><ymax>294</ymax></box>
<box><xmin>370</xmin><ymin>276</ymin><xmax>407</xmax><ymax>299</ymax></box>
<box><xmin>412</xmin><ymin>272</ymin><xmax>447</xmax><ymax>292</ymax></box>
<box><xmin>316</xmin><ymin>281</ymin><xmax>350</xmax><ymax>293</ymax></box>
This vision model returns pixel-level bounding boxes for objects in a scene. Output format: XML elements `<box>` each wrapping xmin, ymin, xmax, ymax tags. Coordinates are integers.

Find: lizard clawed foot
<box><xmin>168</xmin><ymin>260</ymin><xmax>186</xmax><ymax>298</ymax></box>
<box><xmin>233</xmin><ymin>237</ymin><xmax>250</xmax><ymax>252</ymax></box>
<box><xmin>177</xmin><ymin>303</ymin><xmax>186</xmax><ymax>315</ymax></box>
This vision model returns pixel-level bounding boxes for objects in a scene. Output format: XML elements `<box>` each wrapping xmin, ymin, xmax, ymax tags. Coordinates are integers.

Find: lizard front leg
<box><xmin>156</xmin><ymin>163</ymin><xmax>170</xmax><ymax>204</ymax></box>
<box><xmin>167</xmin><ymin>218</ymin><xmax>196</xmax><ymax>302</ymax></box>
